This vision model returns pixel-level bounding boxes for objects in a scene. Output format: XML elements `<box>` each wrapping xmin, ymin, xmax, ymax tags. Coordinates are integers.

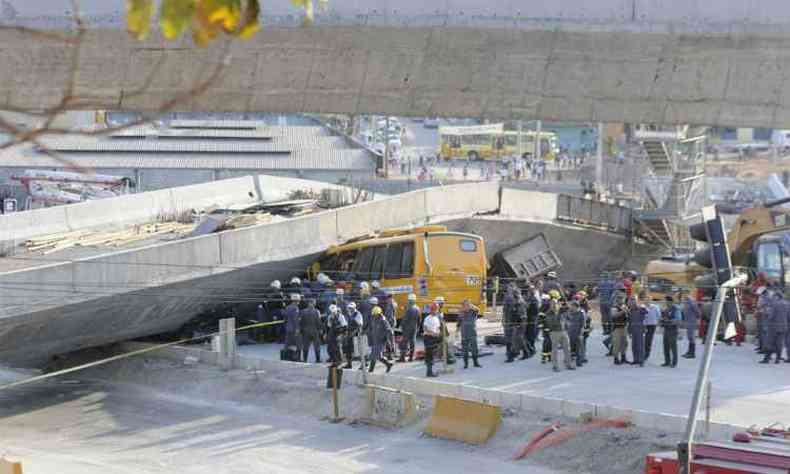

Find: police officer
<box><xmin>398</xmin><ymin>294</ymin><xmax>420</xmax><ymax>362</ymax></box>
<box><xmin>458</xmin><ymin>299</ymin><xmax>482</xmax><ymax>369</ymax></box>
<box><xmin>265</xmin><ymin>280</ymin><xmax>285</xmax><ymax>342</ymax></box>
<box><xmin>682</xmin><ymin>291</ymin><xmax>701</xmax><ymax>359</ymax></box>
<box><xmin>628</xmin><ymin>296</ymin><xmax>646</xmax><ymax>367</ymax></box>
<box><xmin>343</xmin><ymin>302</ymin><xmax>363</xmax><ymax>369</ymax></box>
<box><xmin>543</xmin><ymin>271</ymin><xmax>562</xmax><ymax>295</ymax></box>
<box><xmin>566</xmin><ymin>300</ymin><xmax>586</xmax><ymax>367</ymax></box>
<box><xmin>299</xmin><ymin>299</ymin><xmax>322</xmax><ymax>363</ymax></box>
<box><xmin>661</xmin><ymin>295</ymin><xmax>681</xmax><ymax>368</ymax></box>
<box><xmin>611</xmin><ymin>294</ymin><xmax>630</xmax><ymax>365</ymax></box>
<box><xmin>326</xmin><ymin>304</ymin><xmax>347</xmax><ymax>366</ymax></box>
<box><xmin>369</xmin><ymin>306</ymin><xmax>394</xmax><ymax>373</ymax></box>
<box><xmin>283</xmin><ymin>293</ymin><xmax>302</xmax><ymax>360</ymax></box>
<box><xmin>760</xmin><ymin>290</ymin><xmax>787</xmax><ymax>364</ymax></box>
<box><xmin>502</xmin><ymin>285</ymin><xmax>517</xmax><ymax>362</ymax></box>
<box><xmin>423</xmin><ymin>303</ymin><xmax>442</xmax><ymax>377</ymax></box>
<box><xmin>506</xmin><ymin>288</ymin><xmax>528</xmax><ymax>362</ymax></box>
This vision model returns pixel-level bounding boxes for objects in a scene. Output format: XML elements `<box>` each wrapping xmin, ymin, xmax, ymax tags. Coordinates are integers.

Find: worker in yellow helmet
<box><xmin>369</xmin><ymin>306</ymin><xmax>393</xmax><ymax>373</ymax></box>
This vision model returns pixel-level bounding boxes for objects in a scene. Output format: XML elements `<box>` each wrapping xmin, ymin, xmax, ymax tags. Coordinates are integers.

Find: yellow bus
<box><xmin>643</xmin><ymin>259</ymin><xmax>706</xmax><ymax>301</ymax></box>
<box><xmin>309</xmin><ymin>225</ymin><xmax>487</xmax><ymax>317</ymax></box>
<box><xmin>439</xmin><ymin>123</ymin><xmax>559</xmax><ymax>161</ymax></box>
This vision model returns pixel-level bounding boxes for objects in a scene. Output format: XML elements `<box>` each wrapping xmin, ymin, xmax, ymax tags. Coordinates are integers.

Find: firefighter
<box><xmin>566</xmin><ymin>300</ymin><xmax>586</xmax><ymax>367</ymax></box>
<box><xmin>326</xmin><ymin>304</ymin><xmax>347</xmax><ymax>367</ymax></box>
<box><xmin>398</xmin><ymin>293</ymin><xmax>420</xmax><ymax>362</ymax></box>
<box><xmin>611</xmin><ymin>294</ymin><xmax>630</xmax><ymax>365</ymax></box>
<box><xmin>524</xmin><ymin>283</ymin><xmax>541</xmax><ymax>358</ymax></box>
<box><xmin>458</xmin><ymin>299</ymin><xmax>482</xmax><ymax>369</ymax></box>
<box><xmin>383</xmin><ymin>293</ymin><xmax>398</xmax><ymax>360</ymax></box>
<box><xmin>506</xmin><ymin>288</ymin><xmax>528</xmax><ymax>362</ymax></box>
<box><xmin>343</xmin><ymin>302</ymin><xmax>363</xmax><ymax>369</ymax></box>
<box><xmin>369</xmin><ymin>306</ymin><xmax>394</xmax><ymax>373</ymax></box>
<box><xmin>538</xmin><ymin>293</ymin><xmax>553</xmax><ymax>363</ymax></box>
<box><xmin>545</xmin><ymin>297</ymin><xmax>573</xmax><ymax>372</ymax></box>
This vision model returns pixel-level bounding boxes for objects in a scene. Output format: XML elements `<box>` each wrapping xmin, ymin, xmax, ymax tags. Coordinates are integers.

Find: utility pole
<box><xmin>596</xmin><ymin>122</ymin><xmax>604</xmax><ymax>194</ymax></box>
<box><xmin>384</xmin><ymin>116</ymin><xmax>390</xmax><ymax>178</ymax></box>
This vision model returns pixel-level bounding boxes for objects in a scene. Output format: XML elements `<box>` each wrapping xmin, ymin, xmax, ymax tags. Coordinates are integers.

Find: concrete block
<box><xmin>500</xmin><ymin>391</ymin><xmax>522</xmax><ymax>411</ymax></box>
<box><xmin>499</xmin><ymin>189</ymin><xmax>557</xmax><ymax>222</ymax></box>
<box><xmin>561</xmin><ymin>401</ymin><xmax>597</xmax><ymax>420</ymax></box>
<box><xmin>519</xmin><ymin>394</ymin><xmax>543</xmax><ymax>413</ymax></box>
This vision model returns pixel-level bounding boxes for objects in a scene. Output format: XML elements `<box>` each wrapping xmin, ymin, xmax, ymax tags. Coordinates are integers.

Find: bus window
<box><xmin>504</xmin><ymin>135</ymin><xmax>518</xmax><ymax>147</ymax></box>
<box><xmin>459</xmin><ymin>239</ymin><xmax>478</xmax><ymax>252</ymax></box>
<box><xmin>352</xmin><ymin>247</ymin><xmax>375</xmax><ymax>278</ymax></box>
<box><xmin>384</xmin><ymin>244</ymin><xmax>405</xmax><ymax>279</ymax></box>
<box><xmin>401</xmin><ymin>242</ymin><xmax>415</xmax><ymax>276</ymax></box>
<box><xmin>337</xmin><ymin>250</ymin><xmax>358</xmax><ymax>273</ymax></box>
<box><xmin>317</xmin><ymin>253</ymin><xmax>339</xmax><ymax>272</ymax></box>
<box><xmin>369</xmin><ymin>245</ymin><xmax>387</xmax><ymax>280</ymax></box>
<box><xmin>448</xmin><ymin>135</ymin><xmax>461</xmax><ymax>148</ymax></box>
<box><xmin>494</xmin><ymin>136</ymin><xmax>505</xmax><ymax>150</ymax></box>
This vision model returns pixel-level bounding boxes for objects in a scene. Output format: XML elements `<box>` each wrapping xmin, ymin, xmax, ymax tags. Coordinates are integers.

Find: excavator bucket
<box><xmin>425</xmin><ymin>395</ymin><xmax>502</xmax><ymax>445</ymax></box>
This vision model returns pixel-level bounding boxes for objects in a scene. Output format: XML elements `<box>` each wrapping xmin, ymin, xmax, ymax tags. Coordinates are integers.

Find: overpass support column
<box><xmin>218</xmin><ymin>318</ymin><xmax>237</xmax><ymax>370</ymax></box>
<box><xmin>595</xmin><ymin>122</ymin><xmax>604</xmax><ymax>193</ymax></box>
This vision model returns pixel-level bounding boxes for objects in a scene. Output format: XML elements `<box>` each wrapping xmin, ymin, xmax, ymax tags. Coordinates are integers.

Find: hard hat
<box><xmin>336</xmin><ymin>288</ymin><xmax>345</xmax><ymax>295</ymax></box>
<box><xmin>549</xmin><ymin>289</ymin><xmax>561</xmax><ymax>300</ymax></box>
<box><xmin>270</xmin><ymin>280</ymin><xmax>281</xmax><ymax>289</ymax></box>
<box><xmin>541</xmin><ymin>294</ymin><xmax>550</xmax><ymax>300</ymax></box>
<box><xmin>547</xmin><ymin>271</ymin><xmax>557</xmax><ymax>279</ymax></box>
<box><xmin>756</xmin><ymin>286</ymin><xmax>766</xmax><ymax>295</ymax></box>
<box><xmin>290</xmin><ymin>277</ymin><xmax>301</xmax><ymax>285</ymax></box>
<box><xmin>579</xmin><ymin>290</ymin><xmax>588</xmax><ymax>298</ymax></box>
<box><xmin>317</xmin><ymin>273</ymin><xmax>329</xmax><ymax>284</ymax></box>
<box><xmin>369</xmin><ymin>296</ymin><xmax>379</xmax><ymax>305</ymax></box>
<box><xmin>347</xmin><ymin>302</ymin><xmax>357</xmax><ymax>310</ymax></box>
<box><xmin>290</xmin><ymin>293</ymin><xmax>300</xmax><ymax>301</ymax></box>
<box><xmin>372</xmin><ymin>306</ymin><xmax>383</xmax><ymax>316</ymax></box>
<box><xmin>329</xmin><ymin>304</ymin><xmax>338</xmax><ymax>313</ymax></box>
<box><xmin>434</xmin><ymin>296</ymin><xmax>445</xmax><ymax>304</ymax></box>
<box><xmin>371</xmin><ymin>280</ymin><xmax>381</xmax><ymax>289</ymax></box>
<box><xmin>359</xmin><ymin>281</ymin><xmax>370</xmax><ymax>290</ymax></box>
<box><xmin>407</xmin><ymin>293</ymin><xmax>417</xmax><ymax>301</ymax></box>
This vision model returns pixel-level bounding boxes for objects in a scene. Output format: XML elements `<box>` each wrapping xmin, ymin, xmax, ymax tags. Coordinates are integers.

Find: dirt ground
<box><xmin>0</xmin><ymin>354</ymin><xmax>677</xmax><ymax>474</ymax></box>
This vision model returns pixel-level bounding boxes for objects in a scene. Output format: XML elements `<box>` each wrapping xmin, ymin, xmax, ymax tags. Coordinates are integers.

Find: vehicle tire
<box><xmin>468</xmin><ymin>151</ymin><xmax>479</xmax><ymax>161</ymax></box>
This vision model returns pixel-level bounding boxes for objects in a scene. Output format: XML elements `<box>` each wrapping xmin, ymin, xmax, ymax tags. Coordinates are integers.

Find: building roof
<box><xmin>0</xmin><ymin>149</ymin><xmax>374</xmax><ymax>171</ymax></box>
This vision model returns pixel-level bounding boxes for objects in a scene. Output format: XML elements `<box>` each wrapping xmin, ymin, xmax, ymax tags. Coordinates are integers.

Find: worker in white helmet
<box><xmin>326</xmin><ymin>304</ymin><xmax>347</xmax><ymax>366</ymax></box>
<box><xmin>398</xmin><ymin>293</ymin><xmax>421</xmax><ymax>362</ymax></box>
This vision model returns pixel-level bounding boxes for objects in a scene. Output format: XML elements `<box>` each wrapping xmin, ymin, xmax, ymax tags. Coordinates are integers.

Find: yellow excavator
<box><xmin>645</xmin><ymin>197</ymin><xmax>790</xmax><ymax>315</ymax></box>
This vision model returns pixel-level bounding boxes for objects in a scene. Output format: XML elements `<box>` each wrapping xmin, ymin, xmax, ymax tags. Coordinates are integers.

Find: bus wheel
<box><xmin>468</xmin><ymin>151</ymin><xmax>479</xmax><ymax>161</ymax></box>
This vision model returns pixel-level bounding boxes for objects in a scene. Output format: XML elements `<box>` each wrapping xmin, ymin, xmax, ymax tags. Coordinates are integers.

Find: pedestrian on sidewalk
<box><xmin>682</xmin><ymin>291</ymin><xmax>701</xmax><ymax>359</ymax></box>
<box><xmin>661</xmin><ymin>295</ymin><xmax>681</xmax><ymax>367</ymax></box>
<box><xmin>628</xmin><ymin>296</ymin><xmax>646</xmax><ymax>367</ymax></box>
<box><xmin>644</xmin><ymin>293</ymin><xmax>661</xmax><ymax>361</ymax></box>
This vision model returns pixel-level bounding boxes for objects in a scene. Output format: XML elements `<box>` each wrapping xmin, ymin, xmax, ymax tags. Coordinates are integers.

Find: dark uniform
<box><xmin>399</xmin><ymin>302</ymin><xmax>420</xmax><ymax>362</ymax></box>
<box><xmin>343</xmin><ymin>306</ymin><xmax>363</xmax><ymax>368</ymax></box>
<box><xmin>505</xmin><ymin>291</ymin><xmax>528</xmax><ymax>362</ymax></box>
<box><xmin>283</xmin><ymin>300</ymin><xmax>302</xmax><ymax>355</ymax></box>
<box><xmin>369</xmin><ymin>310</ymin><xmax>394</xmax><ymax>373</ymax></box>
<box><xmin>661</xmin><ymin>301</ymin><xmax>681</xmax><ymax>367</ymax></box>
<box><xmin>566</xmin><ymin>305</ymin><xmax>586</xmax><ymax>366</ymax></box>
<box><xmin>538</xmin><ymin>297</ymin><xmax>553</xmax><ymax>363</ymax></box>
<box><xmin>611</xmin><ymin>302</ymin><xmax>630</xmax><ymax>365</ymax></box>
<box><xmin>629</xmin><ymin>303</ymin><xmax>646</xmax><ymax>366</ymax></box>
<box><xmin>458</xmin><ymin>305</ymin><xmax>482</xmax><ymax>368</ymax></box>
<box><xmin>299</xmin><ymin>303</ymin><xmax>322</xmax><ymax>363</ymax></box>
<box><xmin>326</xmin><ymin>308</ymin><xmax>347</xmax><ymax>366</ymax></box>
<box><xmin>524</xmin><ymin>289</ymin><xmax>540</xmax><ymax>358</ymax></box>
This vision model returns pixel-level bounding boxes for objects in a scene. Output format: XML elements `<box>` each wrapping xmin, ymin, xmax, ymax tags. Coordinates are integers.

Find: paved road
<box><xmin>241</xmin><ymin>320</ymin><xmax>790</xmax><ymax>429</ymax></box>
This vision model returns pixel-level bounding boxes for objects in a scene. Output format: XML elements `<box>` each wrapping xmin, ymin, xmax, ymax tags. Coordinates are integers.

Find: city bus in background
<box><xmin>309</xmin><ymin>225</ymin><xmax>487</xmax><ymax>317</ymax></box>
<box><xmin>438</xmin><ymin>123</ymin><xmax>559</xmax><ymax>161</ymax></box>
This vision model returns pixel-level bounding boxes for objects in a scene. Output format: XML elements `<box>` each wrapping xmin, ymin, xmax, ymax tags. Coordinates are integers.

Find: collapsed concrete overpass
<box><xmin>5</xmin><ymin>1</ymin><xmax>790</xmax><ymax>127</ymax></box>
<box><xmin>0</xmin><ymin>176</ymin><xmax>659</xmax><ymax>367</ymax></box>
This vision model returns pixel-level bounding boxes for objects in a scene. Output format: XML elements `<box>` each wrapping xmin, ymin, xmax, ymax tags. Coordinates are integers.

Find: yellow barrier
<box><xmin>425</xmin><ymin>395</ymin><xmax>502</xmax><ymax>445</ymax></box>
<box><xmin>0</xmin><ymin>457</ymin><xmax>22</xmax><ymax>474</ymax></box>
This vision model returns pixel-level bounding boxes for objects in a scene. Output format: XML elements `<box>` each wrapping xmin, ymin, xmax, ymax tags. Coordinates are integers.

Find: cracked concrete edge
<box><xmin>133</xmin><ymin>344</ymin><xmax>749</xmax><ymax>436</ymax></box>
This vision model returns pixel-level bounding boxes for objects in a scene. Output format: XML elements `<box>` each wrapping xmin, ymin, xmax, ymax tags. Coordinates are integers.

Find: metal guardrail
<box><xmin>556</xmin><ymin>194</ymin><xmax>633</xmax><ymax>235</ymax></box>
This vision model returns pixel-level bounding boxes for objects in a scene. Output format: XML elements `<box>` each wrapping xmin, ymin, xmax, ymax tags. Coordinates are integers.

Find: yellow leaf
<box><xmin>126</xmin><ymin>0</ymin><xmax>153</xmax><ymax>40</ymax></box>
<box><xmin>200</xmin><ymin>0</ymin><xmax>241</xmax><ymax>32</ymax></box>
<box><xmin>160</xmin><ymin>0</ymin><xmax>196</xmax><ymax>40</ymax></box>
<box><xmin>237</xmin><ymin>0</ymin><xmax>261</xmax><ymax>39</ymax></box>
<box><xmin>192</xmin><ymin>2</ymin><xmax>222</xmax><ymax>46</ymax></box>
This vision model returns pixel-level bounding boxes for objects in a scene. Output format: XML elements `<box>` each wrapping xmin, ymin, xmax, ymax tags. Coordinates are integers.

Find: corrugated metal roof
<box><xmin>0</xmin><ymin>149</ymin><xmax>374</xmax><ymax>171</ymax></box>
